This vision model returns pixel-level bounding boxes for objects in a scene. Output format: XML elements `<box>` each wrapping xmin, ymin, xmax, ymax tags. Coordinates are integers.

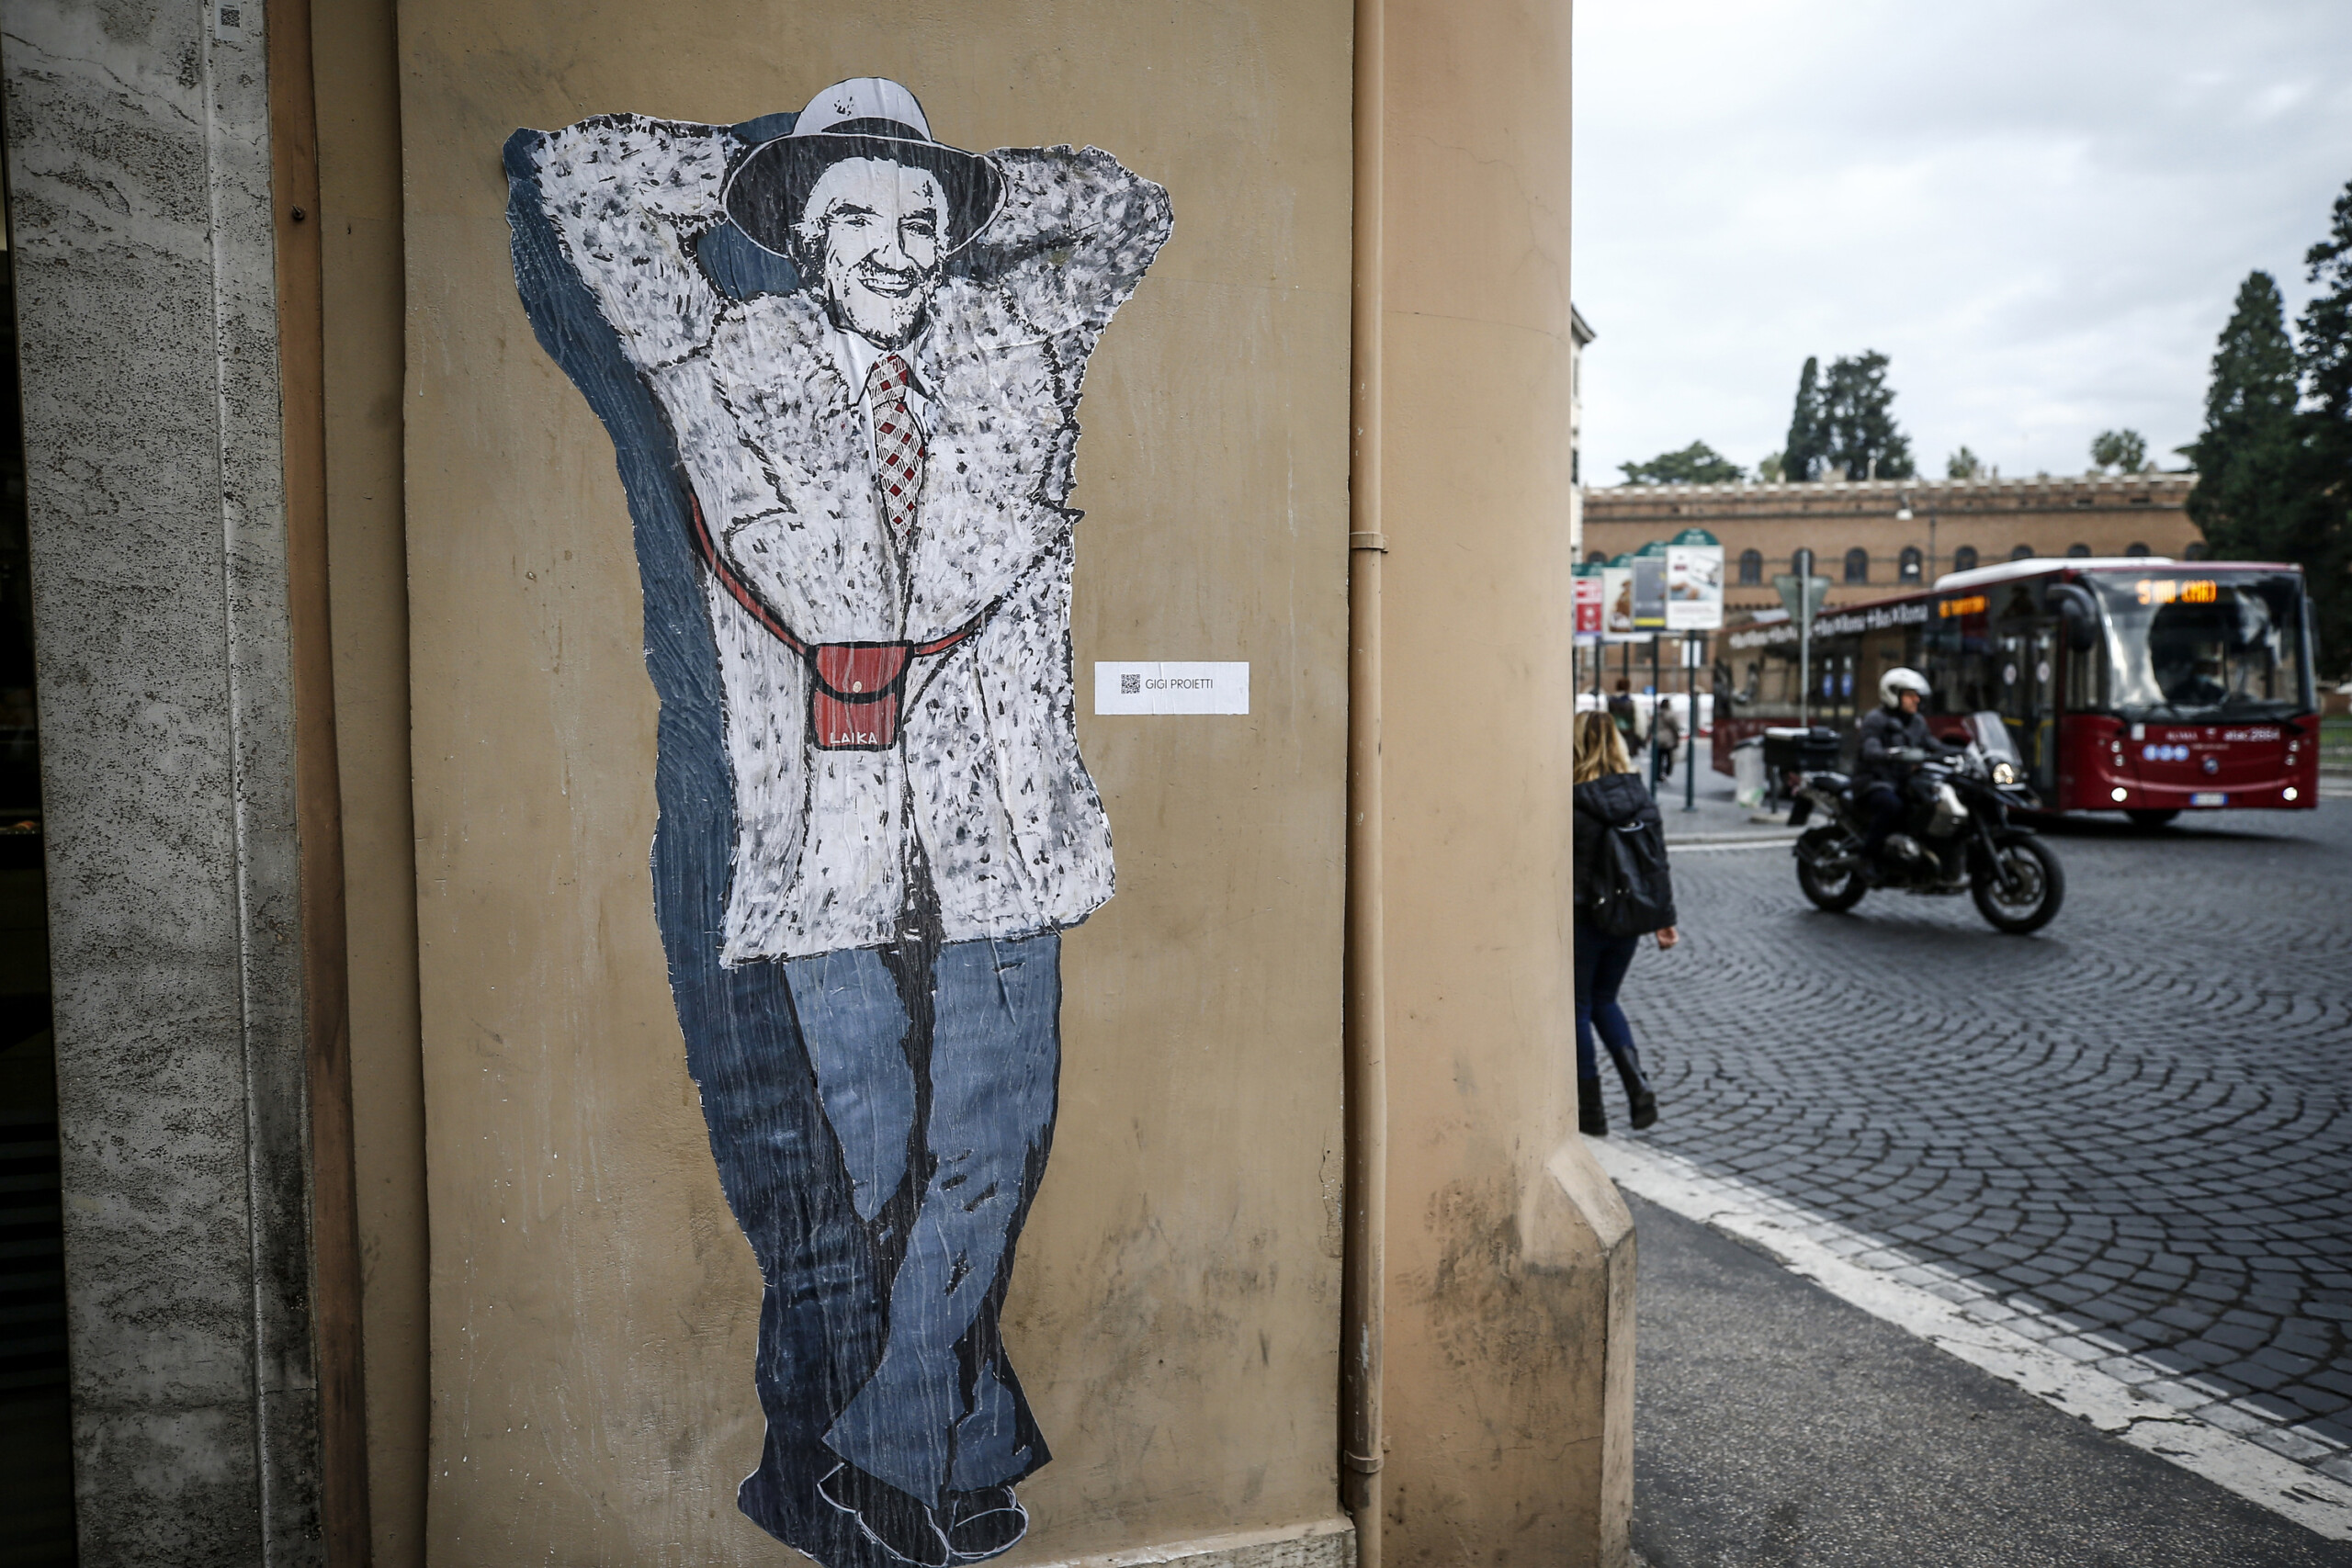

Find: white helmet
<box><xmin>1880</xmin><ymin>667</ymin><xmax>1931</xmax><ymax>709</ymax></box>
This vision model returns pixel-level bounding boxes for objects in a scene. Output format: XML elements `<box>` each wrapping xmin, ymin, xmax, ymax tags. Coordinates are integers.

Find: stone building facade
<box><xmin>1584</xmin><ymin>472</ymin><xmax>2202</xmax><ymax>615</ymax></box>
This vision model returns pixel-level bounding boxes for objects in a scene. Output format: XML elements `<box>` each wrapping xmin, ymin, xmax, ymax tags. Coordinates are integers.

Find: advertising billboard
<box><xmin>1602</xmin><ymin>560</ymin><xmax>1636</xmax><ymax>640</ymax></box>
<box><xmin>1665</xmin><ymin>528</ymin><xmax>1724</xmax><ymax>632</ymax></box>
<box><xmin>1573</xmin><ymin>570</ymin><xmax>1603</xmax><ymax>641</ymax></box>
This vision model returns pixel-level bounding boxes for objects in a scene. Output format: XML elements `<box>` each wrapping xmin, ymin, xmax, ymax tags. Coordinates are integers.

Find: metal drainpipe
<box><xmin>1340</xmin><ymin>0</ymin><xmax>1387</xmax><ymax>1561</ymax></box>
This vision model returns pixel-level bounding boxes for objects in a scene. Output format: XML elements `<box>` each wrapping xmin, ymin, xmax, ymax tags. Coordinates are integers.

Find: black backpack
<box><xmin>1588</xmin><ymin>809</ymin><xmax>1675</xmax><ymax>938</ymax></box>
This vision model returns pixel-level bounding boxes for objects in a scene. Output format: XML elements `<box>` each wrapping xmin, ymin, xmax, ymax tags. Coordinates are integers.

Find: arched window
<box><xmin>1587</xmin><ymin>548</ymin><xmax>1609</xmax><ymax>567</ymax></box>
<box><xmin>1898</xmin><ymin>546</ymin><xmax>1923</xmax><ymax>583</ymax></box>
<box><xmin>1951</xmin><ymin>545</ymin><xmax>1979</xmax><ymax>573</ymax></box>
<box><xmin>2183</xmin><ymin>541</ymin><xmax>2206</xmax><ymax>561</ymax></box>
<box><xmin>2010</xmin><ymin>544</ymin><xmax>2035</xmax><ymax>561</ymax></box>
<box><xmin>1792</xmin><ymin>547</ymin><xmax>1815</xmax><ymax>580</ymax></box>
<box><xmin>2124</xmin><ymin>541</ymin><xmax>2151</xmax><ymax>558</ymax></box>
<box><xmin>1738</xmin><ymin>547</ymin><xmax>1763</xmax><ymax>585</ymax></box>
<box><xmin>2065</xmin><ymin>543</ymin><xmax>2091</xmax><ymax>558</ymax></box>
<box><xmin>1843</xmin><ymin>547</ymin><xmax>1870</xmax><ymax>584</ymax></box>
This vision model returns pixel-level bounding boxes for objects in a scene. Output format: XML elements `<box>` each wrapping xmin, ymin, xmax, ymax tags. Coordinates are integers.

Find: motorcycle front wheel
<box><xmin>1971</xmin><ymin>831</ymin><xmax>2064</xmax><ymax>933</ymax></box>
<box><xmin>1796</xmin><ymin>830</ymin><xmax>1868</xmax><ymax>912</ymax></box>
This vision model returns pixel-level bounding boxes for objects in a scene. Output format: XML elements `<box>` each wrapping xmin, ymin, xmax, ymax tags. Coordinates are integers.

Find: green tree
<box><xmin>1618</xmin><ymin>441</ymin><xmax>1745</xmax><ymax>485</ymax></box>
<box><xmin>1946</xmin><ymin>446</ymin><xmax>1985</xmax><ymax>479</ymax></box>
<box><xmin>2293</xmin><ymin>183</ymin><xmax>2352</xmax><ymax>677</ymax></box>
<box><xmin>1781</xmin><ymin>356</ymin><xmax>1827</xmax><ymax>481</ymax></box>
<box><xmin>2185</xmin><ymin>272</ymin><xmax>2303</xmax><ymax>585</ymax></box>
<box><xmin>1758</xmin><ymin>452</ymin><xmax>1787</xmax><ymax>482</ymax></box>
<box><xmin>2089</xmin><ymin>429</ymin><xmax>2150</xmax><ymax>473</ymax></box>
<box><xmin>1820</xmin><ymin>351</ymin><xmax>1915</xmax><ymax>479</ymax></box>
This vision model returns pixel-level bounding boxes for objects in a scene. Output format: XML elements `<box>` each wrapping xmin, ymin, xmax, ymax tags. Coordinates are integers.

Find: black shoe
<box><xmin>820</xmin><ymin>1463</ymin><xmax>952</xmax><ymax>1567</ymax></box>
<box><xmin>943</xmin><ymin>1486</ymin><xmax>1029</xmax><ymax>1560</ymax></box>
<box><xmin>1578</xmin><ymin>1077</ymin><xmax>1608</xmax><ymax>1136</ymax></box>
<box><xmin>1609</xmin><ymin>1045</ymin><xmax>1659</xmax><ymax>1131</ymax></box>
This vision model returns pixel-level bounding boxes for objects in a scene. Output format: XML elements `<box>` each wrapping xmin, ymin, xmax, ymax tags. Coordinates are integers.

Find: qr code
<box><xmin>1120</xmin><ymin>672</ymin><xmax>1142</xmax><ymax>695</ymax></box>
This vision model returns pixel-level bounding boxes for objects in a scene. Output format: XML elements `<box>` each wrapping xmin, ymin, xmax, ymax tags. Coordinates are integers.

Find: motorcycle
<box><xmin>1784</xmin><ymin>713</ymin><xmax>2065</xmax><ymax>934</ymax></box>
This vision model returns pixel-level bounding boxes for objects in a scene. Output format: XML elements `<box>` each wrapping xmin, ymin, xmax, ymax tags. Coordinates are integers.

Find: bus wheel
<box><xmin>1796</xmin><ymin>829</ymin><xmax>1868</xmax><ymax>912</ymax></box>
<box><xmin>2126</xmin><ymin>808</ymin><xmax>2180</xmax><ymax>829</ymax></box>
<box><xmin>1971</xmin><ymin>832</ymin><xmax>2064</xmax><ymax>934</ymax></box>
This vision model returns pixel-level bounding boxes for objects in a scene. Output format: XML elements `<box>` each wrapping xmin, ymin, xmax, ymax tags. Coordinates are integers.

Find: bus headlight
<box><xmin>2285</xmin><ymin>786</ymin><xmax>2299</xmax><ymax>802</ymax></box>
<box><xmin>1992</xmin><ymin>761</ymin><xmax>2018</xmax><ymax>785</ymax></box>
<box><xmin>2110</xmin><ymin>786</ymin><xmax>2130</xmax><ymax>803</ymax></box>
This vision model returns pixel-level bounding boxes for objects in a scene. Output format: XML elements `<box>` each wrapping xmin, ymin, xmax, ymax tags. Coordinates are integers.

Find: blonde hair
<box><xmin>1574</xmin><ymin>709</ymin><xmax>1635</xmax><ymax>784</ymax></box>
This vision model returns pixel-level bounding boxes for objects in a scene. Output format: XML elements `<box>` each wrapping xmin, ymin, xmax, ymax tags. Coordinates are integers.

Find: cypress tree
<box><xmin>1821</xmin><ymin>351</ymin><xmax>1915</xmax><ymax>480</ymax></box>
<box><xmin>2185</xmin><ymin>272</ymin><xmax>2301</xmax><ymax>564</ymax></box>
<box><xmin>1781</xmin><ymin>357</ymin><xmax>1826</xmax><ymax>482</ymax></box>
<box><xmin>2293</xmin><ymin>181</ymin><xmax>2352</xmax><ymax>678</ymax></box>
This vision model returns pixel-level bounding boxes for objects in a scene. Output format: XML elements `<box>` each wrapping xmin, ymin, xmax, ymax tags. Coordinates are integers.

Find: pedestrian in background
<box><xmin>1654</xmin><ymin>694</ymin><xmax>1682</xmax><ymax>784</ymax></box>
<box><xmin>1608</xmin><ymin>678</ymin><xmax>1645</xmax><ymax>751</ymax></box>
<box><xmin>1573</xmin><ymin>710</ymin><xmax>1678</xmax><ymax>1136</ymax></box>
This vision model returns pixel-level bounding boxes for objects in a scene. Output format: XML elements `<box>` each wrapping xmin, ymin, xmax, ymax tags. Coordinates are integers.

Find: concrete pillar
<box><xmin>0</xmin><ymin>1</ymin><xmax>362</xmax><ymax>1562</ymax></box>
<box><xmin>1368</xmin><ymin>0</ymin><xmax>1638</xmax><ymax>1561</ymax></box>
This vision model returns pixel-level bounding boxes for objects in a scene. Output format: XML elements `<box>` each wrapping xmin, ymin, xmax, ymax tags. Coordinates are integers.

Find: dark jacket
<box><xmin>1856</xmin><ymin>706</ymin><xmax>1954</xmax><ymax>786</ymax></box>
<box><xmin>1573</xmin><ymin>772</ymin><xmax>1677</xmax><ymax>929</ymax></box>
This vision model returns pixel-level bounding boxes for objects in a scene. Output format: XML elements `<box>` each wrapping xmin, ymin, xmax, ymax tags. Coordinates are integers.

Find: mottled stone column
<box><xmin>1</xmin><ymin>1</ymin><xmax>326</xmax><ymax>1562</ymax></box>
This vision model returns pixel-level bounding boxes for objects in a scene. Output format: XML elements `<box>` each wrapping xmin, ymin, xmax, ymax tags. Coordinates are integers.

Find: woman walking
<box><xmin>1572</xmin><ymin>710</ymin><xmax>1679</xmax><ymax>1136</ymax></box>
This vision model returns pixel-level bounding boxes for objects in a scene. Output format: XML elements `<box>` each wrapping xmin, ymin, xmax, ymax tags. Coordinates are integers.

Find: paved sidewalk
<box><xmin>1627</xmin><ymin>1191</ymin><xmax>2350</xmax><ymax>1566</ymax></box>
<box><xmin>1648</xmin><ymin>763</ymin><xmax>1793</xmax><ymax>844</ymax></box>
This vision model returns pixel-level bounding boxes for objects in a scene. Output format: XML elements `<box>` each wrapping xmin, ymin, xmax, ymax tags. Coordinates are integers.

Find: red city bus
<box><xmin>1713</xmin><ymin>558</ymin><xmax>2320</xmax><ymax>822</ymax></box>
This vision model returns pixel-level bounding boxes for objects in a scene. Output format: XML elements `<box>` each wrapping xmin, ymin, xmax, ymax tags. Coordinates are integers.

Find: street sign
<box><xmin>1773</xmin><ymin>572</ymin><xmax>1832</xmax><ymax>622</ymax></box>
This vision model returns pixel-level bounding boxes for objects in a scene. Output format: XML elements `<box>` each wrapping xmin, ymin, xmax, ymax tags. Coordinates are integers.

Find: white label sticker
<box><xmin>1093</xmin><ymin>660</ymin><xmax>1249</xmax><ymax>716</ymax></box>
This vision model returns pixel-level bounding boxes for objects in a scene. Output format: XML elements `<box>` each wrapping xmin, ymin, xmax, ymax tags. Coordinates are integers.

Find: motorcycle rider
<box><xmin>1854</xmin><ymin>668</ymin><xmax>1957</xmax><ymax>881</ymax></box>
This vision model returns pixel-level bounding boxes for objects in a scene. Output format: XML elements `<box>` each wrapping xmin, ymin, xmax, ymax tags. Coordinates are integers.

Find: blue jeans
<box><xmin>786</xmin><ymin>934</ymin><xmax>1061</xmax><ymax>1507</ymax></box>
<box><xmin>1574</xmin><ymin>926</ymin><xmax>1642</xmax><ymax>1081</ymax></box>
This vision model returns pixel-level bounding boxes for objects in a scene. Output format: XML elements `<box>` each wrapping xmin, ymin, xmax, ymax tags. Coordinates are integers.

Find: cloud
<box><xmin>1574</xmin><ymin>0</ymin><xmax>2352</xmax><ymax>483</ymax></box>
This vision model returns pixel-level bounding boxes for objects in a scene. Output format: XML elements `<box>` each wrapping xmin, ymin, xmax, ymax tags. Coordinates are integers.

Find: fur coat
<box><xmin>524</xmin><ymin>115</ymin><xmax>1171</xmax><ymax>961</ymax></box>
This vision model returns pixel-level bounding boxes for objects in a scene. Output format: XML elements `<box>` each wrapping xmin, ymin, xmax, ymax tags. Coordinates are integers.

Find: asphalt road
<box><xmin>1605</xmin><ymin>795</ymin><xmax>2352</xmax><ymax>1503</ymax></box>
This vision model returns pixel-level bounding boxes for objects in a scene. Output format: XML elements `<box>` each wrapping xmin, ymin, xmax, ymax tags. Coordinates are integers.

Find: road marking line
<box><xmin>1589</xmin><ymin>1136</ymin><xmax>2352</xmax><ymax>1540</ymax></box>
<box><xmin>1668</xmin><ymin>837</ymin><xmax>1801</xmax><ymax>853</ymax></box>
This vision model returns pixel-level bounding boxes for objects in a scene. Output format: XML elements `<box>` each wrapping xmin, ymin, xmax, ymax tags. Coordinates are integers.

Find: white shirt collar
<box><xmin>825</xmin><ymin>315</ymin><xmax>933</xmax><ymax>429</ymax></box>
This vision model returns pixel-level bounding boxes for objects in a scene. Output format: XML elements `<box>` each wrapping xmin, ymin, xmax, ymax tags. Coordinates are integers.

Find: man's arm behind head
<box><xmin>959</xmin><ymin>146</ymin><xmax>1173</xmax><ymax>348</ymax></box>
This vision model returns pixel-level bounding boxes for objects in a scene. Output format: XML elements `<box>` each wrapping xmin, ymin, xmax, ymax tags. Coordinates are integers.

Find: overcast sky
<box><xmin>1572</xmin><ymin>0</ymin><xmax>2352</xmax><ymax>487</ymax></box>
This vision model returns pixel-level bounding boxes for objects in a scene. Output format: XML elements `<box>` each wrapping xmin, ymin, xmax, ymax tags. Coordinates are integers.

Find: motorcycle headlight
<box><xmin>1992</xmin><ymin>761</ymin><xmax>2018</xmax><ymax>785</ymax></box>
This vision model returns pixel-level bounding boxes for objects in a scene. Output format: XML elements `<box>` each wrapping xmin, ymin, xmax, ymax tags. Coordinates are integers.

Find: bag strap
<box><xmin>686</xmin><ymin>491</ymin><xmax>985</xmax><ymax>661</ymax></box>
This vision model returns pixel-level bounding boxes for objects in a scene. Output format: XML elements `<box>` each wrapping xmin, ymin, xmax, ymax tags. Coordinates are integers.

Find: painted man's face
<box><xmin>797</xmin><ymin>157</ymin><xmax>946</xmax><ymax>348</ymax></box>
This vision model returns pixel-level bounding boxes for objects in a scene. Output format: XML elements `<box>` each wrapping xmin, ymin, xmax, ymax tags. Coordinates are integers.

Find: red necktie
<box><xmin>865</xmin><ymin>354</ymin><xmax>924</xmax><ymax>552</ymax></box>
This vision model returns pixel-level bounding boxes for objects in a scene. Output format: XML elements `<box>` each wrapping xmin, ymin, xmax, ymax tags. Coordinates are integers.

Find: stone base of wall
<box><xmin>1031</xmin><ymin>1517</ymin><xmax>1355</xmax><ymax>1568</ymax></box>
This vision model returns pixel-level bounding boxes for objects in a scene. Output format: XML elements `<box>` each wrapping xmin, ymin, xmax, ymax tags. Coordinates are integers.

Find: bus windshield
<box><xmin>2086</xmin><ymin>570</ymin><xmax>2312</xmax><ymax>721</ymax></box>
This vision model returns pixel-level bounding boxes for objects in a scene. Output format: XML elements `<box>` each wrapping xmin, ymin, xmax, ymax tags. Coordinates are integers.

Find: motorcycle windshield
<box><xmin>1965</xmin><ymin>710</ymin><xmax>2021</xmax><ymax>764</ymax></box>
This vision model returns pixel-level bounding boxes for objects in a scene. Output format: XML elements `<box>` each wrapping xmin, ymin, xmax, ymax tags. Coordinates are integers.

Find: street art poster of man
<box><xmin>506</xmin><ymin>78</ymin><xmax>1172</xmax><ymax>1567</ymax></box>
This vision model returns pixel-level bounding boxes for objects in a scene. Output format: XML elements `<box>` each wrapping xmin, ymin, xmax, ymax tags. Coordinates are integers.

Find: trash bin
<box><xmin>1731</xmin><ymin>736</ymin><xmax>1767</xmax><ymax>810</ymax></box>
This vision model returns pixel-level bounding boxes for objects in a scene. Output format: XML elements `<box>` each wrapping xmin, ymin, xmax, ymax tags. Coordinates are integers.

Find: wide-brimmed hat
<box><xmin>724</xmin><ymin>78</ymin><xmax>1002</xmax><ymax>260</ymax></box>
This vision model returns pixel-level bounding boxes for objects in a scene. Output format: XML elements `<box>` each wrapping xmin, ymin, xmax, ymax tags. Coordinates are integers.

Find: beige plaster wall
<box><xmin>395</xmin><ymin>2</ymin><xmax>1353</xmax><ymax>1562</ymax></box>
<box><xmin>1372</xmin><ymin>0</ymin><xmax>1636</xmax><ymax>1562</ymax></box>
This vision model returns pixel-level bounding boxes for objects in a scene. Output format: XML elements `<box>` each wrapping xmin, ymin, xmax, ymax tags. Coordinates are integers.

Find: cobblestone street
<box><xmin>1612</xmin><ymin>794</ymin><xmax>2352</xmax><ymax>1486</ymax></box>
